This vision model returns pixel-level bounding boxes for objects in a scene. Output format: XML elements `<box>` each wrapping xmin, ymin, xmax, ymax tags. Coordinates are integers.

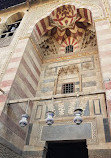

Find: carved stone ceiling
<box><xmin>35</xmin><ymin>5</ymin><xmax>93</xmax><ymax>44</ymax></box>
<box><xmin>37</xmin><ymin>36</ymin><xmax>59</xmax><ymax>57</ymax></box>
<box><xmin>34</xmin><ymin>5</ymin><xmax>97</xmax><ymax>57</ymax></box>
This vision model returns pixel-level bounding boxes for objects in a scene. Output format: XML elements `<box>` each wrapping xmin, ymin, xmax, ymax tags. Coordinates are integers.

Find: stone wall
<box><xmin>0</xmin><ymin>142</ymin><xmax>43</xmax><ymax>158</ymax></box>
<box><xmin>36</xmin><ymin>53</ymin><xmax>102</xmax><ymax>97</ymax></box>
<box><xmin>0</xmin><ymin>143</ymin><xmax>22</xmax><ymax>158</ymax></box>
<box><xmin>0</xmin><ymin>38</ymin><xmax>42</xmax><ymax>150</ymax></box>
<box><xmin>1</xmin><ymin>142</ymin><xmax>111</xmax><ymax>158</ymax></box>
<box><xmin>88</xmin><ymin>149</ymin><xmax>111</xmax><ymax>158</ymax></box>
<box><xmin>0</xmin><ymin>0</ymin><xmax>111</xmax><ymax>157</ymax></box>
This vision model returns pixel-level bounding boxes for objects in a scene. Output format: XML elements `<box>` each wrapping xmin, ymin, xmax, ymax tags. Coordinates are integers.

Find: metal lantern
<box><xmin>46</xmin><ymin>111</ymin><xmax>54</xmax><ymax>125</ymax></box>
<box><xmin>19</xmin><ymin>114</ymin><xmax>29</xmax><ymax>127</ymax></box>
<box><xmin>74</xmin><ymin>108</ymin><xmax>83</xmax><ymax>125</ymax></box>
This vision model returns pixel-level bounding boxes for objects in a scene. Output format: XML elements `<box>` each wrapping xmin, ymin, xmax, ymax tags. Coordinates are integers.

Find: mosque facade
<box><xmin>0</xmin><ymin>0</ymin><xmax>111</xmax><ymax>157</ymax></box>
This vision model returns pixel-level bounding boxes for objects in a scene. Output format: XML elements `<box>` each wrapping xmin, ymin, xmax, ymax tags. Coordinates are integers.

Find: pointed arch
<box><xmin>6</xmin><ymin>12</ymin><xmax>24</xmax><ymax>25</ymax></box>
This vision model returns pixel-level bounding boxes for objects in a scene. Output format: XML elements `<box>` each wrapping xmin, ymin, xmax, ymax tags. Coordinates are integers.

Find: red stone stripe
<box><xmin>36</xmin><ymin>24</ymin><xmax>42</xmax><ymax>36</ymax></box>
<box><xmin>104</xmin><ymin>82</ymin><xmax>111</xmax><ymax>90</ymax></box>
<box><xmin>84</xmin><ymin>9</ymin><xmax>88</xmax><ymax>20</ymax></box>
<box><xmin>0</xmin><ymin>112</ymin><xmax>26</xmax><ymax>140</ymax></box>
<box><xmin>107</xmin><ymin>100</ymin><xmax>111</xmax><ymax>111</ymax></box>
<box><xmin>12</xmin><ymin>81</ymin><xmax>28</xmax><ymax>98</ymax></box>
<box><xmin>5</xmin><ymin>68</ymin><xmax>17</xmax><ymax>74</ymax></box>
<box><xmin>106</xmin><ymin>100</ymin><xmax>111</xmax><ymax>130</ymax></box>
<box><xmin>60</xmin><ymin>49</ymin><xmax>65</xmax><ymax>51</ymax></box>
<box><xmin>0</xmin><ymin>80</ymin><xmax>13</xmax><ymax>88</ymax></box>
<box><xmin>18</xmin><ymin>71</ymin><xmax>36</xmax><ymax>96</ymax></box>
<box><xmin>26</xmin><ymin>51</ymin><xmax>40</xmax><ymax>76</ymax></box>
<box><xmin>0</xmin><ymin>95</ymin><xmax>7</xmax><ymax>103</ymax></box>
<box><xmin>30</xmin><ymin>40</ymin><xmax>42</xmax><ymax>67</ymax></box>
<box><xmin>7</xmin><ymin>96</ymin><xmax>25</xmax><ymax>114</ymax></box>
<box><xmin>77</xmin><ymin>9</ymin><xmax>82</xmax><ymax>19</ymax></box>
<box><xmin>52</xmin><ymin>11</ymin><xmax>54</xmax><ymax>16</ymax></box>
<box><xmin>21</xmin><ymin>58</ymin><xmax>38</xmax><ymax>86</ymax></box>
<box><xmin>40</xmin><ymin>19</ymin><xmax>47</xmax><ymax>32</ymax></box>
<box><xmin>10</xmin><ymin>57</ymin><xmax>22</xmax><ymax>63</ymax></box>
<box><xmin>72</xmin><ymin>38</ymin><xmax>75</xmax><ymax>44</ymax></box>
<box><xmin>74</xmin><ymin>42</ymin><xmax>78</xmax><ymax>45</ymax></box>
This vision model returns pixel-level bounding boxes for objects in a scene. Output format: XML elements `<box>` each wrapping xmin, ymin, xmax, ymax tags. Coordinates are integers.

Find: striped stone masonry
<box><xmin>0</xmin><ymin>36</ymin><xmax>41</xmax><ymax>149</ymax></box>
<box><xmin>95</xmin><ymin>20</ymin><xmax>111</xmax><ymax>130</ymax></box>
<box><xmin>0</xmin><ymin>38</ymin><xmax>29</xmax><ymax>149</ymax></box>
<box><xmin>0</xmin><ymin>38</ymin><xmax>29</xmax><ymax>112</ymax></box>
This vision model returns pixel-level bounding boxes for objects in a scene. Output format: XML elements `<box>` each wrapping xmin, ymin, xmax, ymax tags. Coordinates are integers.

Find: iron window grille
<box><xmin>62</xmin><ymin>83</ymin><xmax>75</xmax><ymax>94</ymax></box>
<box><xmin>0</xmin><ymin>19</ymin><xmax>22</xmax><ymax>39</ymax></box>
<box><xmin>66</xmin><ymin>45</ymin><xmax>73</xmax><ymax>53</ymax></box>
<box><xmin>0</xmin><ymin>19</ymin><xmax>22</xmax><ymax>48</ymax></box>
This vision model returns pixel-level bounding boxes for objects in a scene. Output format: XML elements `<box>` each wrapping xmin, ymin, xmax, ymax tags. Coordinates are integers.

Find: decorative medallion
<box><xmin>50</xmin><ymin>5</ymin><xmax>77</xmax><ymax>28</ymax></box>
<box><xmin>35</xmin><ymin>5</ymin><xmax>93</xmax><ymax>44</ymax></box>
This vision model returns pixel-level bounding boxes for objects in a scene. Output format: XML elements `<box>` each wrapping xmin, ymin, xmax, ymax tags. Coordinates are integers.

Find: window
<box><xmin>0</xmin><ymin>19</ymin><xmax>21</xmax><ymax>39</ymax></box>
<box><xmin>0</xmin><ymin>12</ymin><xmax>24</xmax><ymax>48</ymax></box>
<box><xmin>62</xmin><ymin>83</ymin><xmax>75</xmax><ymax>94</ymax></box>
<box><xmin>66</xmin><ymin>45</ymin><xmax>73</xmax><ymax>53</ymax></box>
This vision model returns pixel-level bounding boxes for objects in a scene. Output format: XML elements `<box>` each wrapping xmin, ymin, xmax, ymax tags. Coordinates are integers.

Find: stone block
<box><xmin>82</xmin><ymin>81</ymin><xmax>96</xmax><ymax>88</ymax></box>
<box><xmin>41</xmin><ymin>123</ymin><xmax>92</xmax><ymax>141</ymax></box>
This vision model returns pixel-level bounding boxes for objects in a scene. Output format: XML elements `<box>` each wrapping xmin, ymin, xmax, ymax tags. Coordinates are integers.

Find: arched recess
<box><xmin>6</xmin><ymin>12</ymin><xmax>24</xmax><ymax>25</ymax></box>
<box><xmin>31</xmin><ymin>5</ymin><xmax>94</xmax><ymax>58</ymax></box>
<box><xmin>0</xmin><ymin>12</ymin><xmax>24</xmax><ymax>47</ymax></box>
<box><xmin>59</xmin><ymin>37</ymin><xmax>79</xmax><ymax>54</ymax></box>
<box><xmin>0</xmin><ymin>3</ymin><xmax>110</xmax><ymax>153</ymax></box>
<box><xmin>32</xmin><ymin>5</ymin><xmax>93</xmax><ymax>42</ymax></box>
<box><xmin>54</xmin><ymin>65</ymin><xmax>81</xmax><ymax>95</ymax></box>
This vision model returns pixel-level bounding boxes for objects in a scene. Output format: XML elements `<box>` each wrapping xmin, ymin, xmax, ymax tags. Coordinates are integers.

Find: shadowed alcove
<box><xmin>46</xmin><ymin>140</ymin><xmax>88</xmax><ymax>158</ymax></box>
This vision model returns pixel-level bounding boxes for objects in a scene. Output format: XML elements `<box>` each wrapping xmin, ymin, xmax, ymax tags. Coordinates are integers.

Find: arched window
<box><xmin>54</xmin><ymin>65</ymin><xmax>80</xmax><ymax>95</ymax></box>
<box><xmin>1</xmin><ymin>19</ymin><xmax>21</xmax><ymax>38</ymax></box>
<box><xmin>66</xmin><ymin>45</ymin><xmax>73</xmax><ymax>53</ymax></box>
<box><xmin>0</xmin><ymin>12</ymin><xmax>24</xmax><ymax>47</ymax></box>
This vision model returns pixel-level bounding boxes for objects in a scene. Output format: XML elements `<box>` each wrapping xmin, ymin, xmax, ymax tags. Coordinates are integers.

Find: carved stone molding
<box><xmin>58</xmin><ymin>65</ymin><xmax>79</xmax><ymax>76</ymax></box>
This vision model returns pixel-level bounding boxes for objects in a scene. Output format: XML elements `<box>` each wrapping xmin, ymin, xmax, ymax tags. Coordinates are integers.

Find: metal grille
<box><xmin>62</xmin><ymin>83</ymin><xmax>74</xmax><ymax>94</ymax></box>
<box><xmin>0</xmin><ymin>20</ymin><xmax>21</xmax><ymax>48</ymax></box>
<box><xmin>66</xmin><ymin>45</ymin><xmax>73</xmax><ymax>53</ymax></box>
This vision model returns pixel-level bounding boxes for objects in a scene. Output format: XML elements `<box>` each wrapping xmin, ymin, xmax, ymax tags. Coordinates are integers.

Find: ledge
<box><xmin>8</xmin><ymin>90</ymin><xmax>105</xmax><ymax>104</ymax></box>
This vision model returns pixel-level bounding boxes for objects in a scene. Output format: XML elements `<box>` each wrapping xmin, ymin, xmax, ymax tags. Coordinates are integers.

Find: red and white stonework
<box><xmin>0</xmin><ymin>0</ymin><xmax>111</xmax><ymax>158</ymax></box>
